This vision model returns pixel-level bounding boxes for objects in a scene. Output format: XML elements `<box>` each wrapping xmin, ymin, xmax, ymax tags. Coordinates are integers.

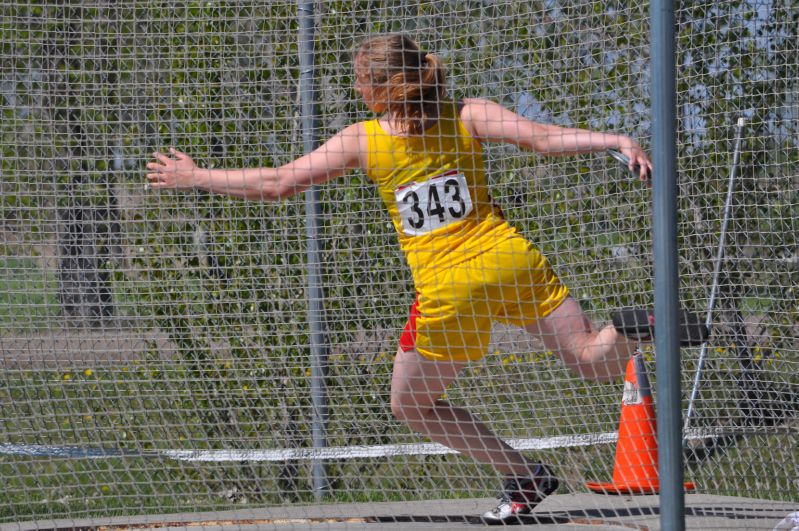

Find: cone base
<box><xmin>586</xmin><ymin>481</ymin><xmax>696</xmax><ymax>495</ymax></box>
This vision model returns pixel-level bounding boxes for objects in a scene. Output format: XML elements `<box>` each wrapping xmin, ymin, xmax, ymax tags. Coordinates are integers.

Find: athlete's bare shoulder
<box><xmin>460</xmin><ymin>97</ymin><xmax>496</xmax><ymax>107</ymax></box>
<box><xmin>338</xmin><ymin>121</ymin><xmax>370</xmax><ymax>170</ymax></box>
<box><xmin>325</xmin><ymin>121</ymin><xmax>368</xmax><ymax>149</ymax></box>
<box><xmin>459</xmin><ymin>98</ymin><xmax>507</xmax><ymax>119</ymax></box>
<box><xmin>458</xmin><ymin>98</ymin><xmax>510</xmax><ymax>140</ymax></box>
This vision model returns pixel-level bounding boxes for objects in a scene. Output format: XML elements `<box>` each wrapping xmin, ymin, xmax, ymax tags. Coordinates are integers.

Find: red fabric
<box><xmin>399</xmin><ymin>296</ymin><xmax>420</xmax><ymax>352</ymax></box>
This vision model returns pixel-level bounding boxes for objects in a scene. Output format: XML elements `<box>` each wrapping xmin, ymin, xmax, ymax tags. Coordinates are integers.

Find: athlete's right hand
<box><xmin>145</xmin><ymin>147</ymin><xmax>199</xmax><ymax>190</ymax></box>
<box><xmin>615</xmin><ymin>139</ymin><xmax>652</xmax><ymax>183</ymax></box>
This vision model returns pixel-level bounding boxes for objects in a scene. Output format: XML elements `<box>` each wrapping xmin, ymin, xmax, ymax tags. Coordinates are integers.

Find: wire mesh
<box><xmin>0</xmin><ymin>0</ymin><xmax>796</xmax><ymax>526</ymax></box>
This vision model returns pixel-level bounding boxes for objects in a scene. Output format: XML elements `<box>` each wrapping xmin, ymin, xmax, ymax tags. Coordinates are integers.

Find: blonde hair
<box><xmin>355</xmin><ymin>33</ymin><xmax>446</xmax><ymax>135</ymax></box>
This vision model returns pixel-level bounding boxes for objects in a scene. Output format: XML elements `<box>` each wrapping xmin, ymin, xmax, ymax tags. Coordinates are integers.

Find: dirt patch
<box><xmin>0</xmin><ymin>326</ymin><xmax>177</xmax><ymax>368</ymax></box>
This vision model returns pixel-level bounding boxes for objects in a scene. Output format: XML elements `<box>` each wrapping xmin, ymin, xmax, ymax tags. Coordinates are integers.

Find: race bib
<box><xmin>394</xmin><ymin>171</ymin><xmax>473</xmax><ymax>236</ymax></box>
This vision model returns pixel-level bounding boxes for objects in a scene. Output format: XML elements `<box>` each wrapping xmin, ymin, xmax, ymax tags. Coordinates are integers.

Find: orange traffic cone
<box><xmin>586</xmin><ymin>352</ymin><xmax>695</xmax><ymax>495</ymax></box>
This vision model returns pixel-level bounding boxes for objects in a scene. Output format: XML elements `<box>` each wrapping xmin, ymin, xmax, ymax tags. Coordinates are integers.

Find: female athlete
<box><xmin>146</xmin><ymin>33</ymin><xmax>653</xmax><ymax>524</ymax></box>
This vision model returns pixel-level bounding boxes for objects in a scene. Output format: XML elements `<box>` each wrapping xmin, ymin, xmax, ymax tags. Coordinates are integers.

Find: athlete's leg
<box><xmin>524</xmin><ymin>296</ymin><xmax>637</xmax><ymax>381</ymax></box>
<box><xmin>390</xmin><ymin>346</ymin><xmax>539</xmax><ymax>477</ymax></box>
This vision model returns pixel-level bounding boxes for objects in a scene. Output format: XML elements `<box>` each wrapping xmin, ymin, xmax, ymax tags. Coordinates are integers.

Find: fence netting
<box><xmin>0</xmin><ymin>0</ymin><xmax>796</xmax><ymax>525</ymax></box>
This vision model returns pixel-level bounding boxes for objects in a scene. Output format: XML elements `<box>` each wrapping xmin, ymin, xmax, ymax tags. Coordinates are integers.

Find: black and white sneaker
<box><xmin>481</xmin><ymin>464</ymin><xmax>559</xmax><ymax>525</ymax></box>
<box><xmin>612</xmin><ymin>308</ymin><xmax>710</xmax><ymax>346</ymax></box>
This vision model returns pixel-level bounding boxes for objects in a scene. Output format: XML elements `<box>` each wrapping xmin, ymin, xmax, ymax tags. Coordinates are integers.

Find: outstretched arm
<box><xmin>145</xmin><ymin>123</ymin><xmax>364</xmax><ymax>200</ymax></box>
<box><xmin>460</xmin><ymin>98</ymin><xmax>652</xmax><ymax>180</ymax></box>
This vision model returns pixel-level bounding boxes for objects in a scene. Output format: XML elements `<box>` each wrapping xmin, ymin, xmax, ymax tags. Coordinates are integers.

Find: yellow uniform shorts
<box><xmin>399</xmin><ymin>232</ymin><xmax>569</xmax><ymax>362</ymax></box>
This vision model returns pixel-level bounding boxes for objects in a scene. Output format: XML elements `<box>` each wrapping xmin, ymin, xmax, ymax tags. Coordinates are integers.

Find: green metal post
<box><xmin>298</xmin><ymin>0</ymin><xmax>329</xmax><ymax>500</ymax></box>
<box><xmin>651</xmin><ymin>0</ymin><xmax>685</xmax><ymax>529</ymax></box>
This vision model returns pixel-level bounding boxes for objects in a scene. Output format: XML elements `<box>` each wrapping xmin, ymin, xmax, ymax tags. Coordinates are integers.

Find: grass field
<box><xmin>1</xmin><ymin>350</ymin><xmax>796</xmax><ymax>523</ymax></box>
<box><xmin>0</xmin><ymin>253</ymin><xmax>796</xmax><ymax>523</ymax></box>
<box><xmin>0</xmin><ymin>256</ymin><xmax>60</xmax><ymax>328</ymax></box>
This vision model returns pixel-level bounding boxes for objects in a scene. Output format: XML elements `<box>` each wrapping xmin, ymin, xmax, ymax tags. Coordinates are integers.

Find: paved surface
<box><xmin>3</xmin><ymin>494</ymin><xmax>797</xmax><ymax>531</ymax></box>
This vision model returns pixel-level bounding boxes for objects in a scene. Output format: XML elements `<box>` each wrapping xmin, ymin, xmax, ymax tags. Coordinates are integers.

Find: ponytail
<box><xmin>355</xmin><ymin>33</ymin><xmax>447</xmax><ymax>135</ymax></box>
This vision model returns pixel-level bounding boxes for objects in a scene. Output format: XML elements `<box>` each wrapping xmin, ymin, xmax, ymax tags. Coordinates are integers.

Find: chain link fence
<box><xmin>1</xmin><ymin>0</ymin><xmax>796</xmax><ymax>524</ymax></box>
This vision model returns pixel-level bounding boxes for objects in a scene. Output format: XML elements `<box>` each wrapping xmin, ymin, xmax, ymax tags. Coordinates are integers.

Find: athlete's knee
<box><xmin>390</xmin><ymin>390</ymin><xmax>434</xmax><ymax>422</ymax></box>
<box><xmin>389</xmin><ymin>392</ymin><xmax>406</xmax><ymax>421</ymax></box>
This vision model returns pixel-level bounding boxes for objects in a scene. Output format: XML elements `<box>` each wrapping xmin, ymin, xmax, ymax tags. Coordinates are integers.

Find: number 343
<box><xmin>394</xmin><ymin>171</ymin><xmax>474</xmax><ymax>236</ymax></box>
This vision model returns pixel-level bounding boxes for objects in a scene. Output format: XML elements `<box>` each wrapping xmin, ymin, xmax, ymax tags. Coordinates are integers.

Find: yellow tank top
<box><xmin>363</xmin><ymin>101</ymin><xmax>516</xmax><ymax>285</ymax></box>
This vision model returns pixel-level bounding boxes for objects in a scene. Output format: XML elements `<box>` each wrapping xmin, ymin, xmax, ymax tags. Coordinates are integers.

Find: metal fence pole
<box><xmin>298</xmin><ymin>0</ymin><xmax>329</xmax><ymax>500</ymax></box>
<box><xmin>651</xmin><ymin>0</ymin><xmax>685</xmax><ymax>529</ymax></box>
